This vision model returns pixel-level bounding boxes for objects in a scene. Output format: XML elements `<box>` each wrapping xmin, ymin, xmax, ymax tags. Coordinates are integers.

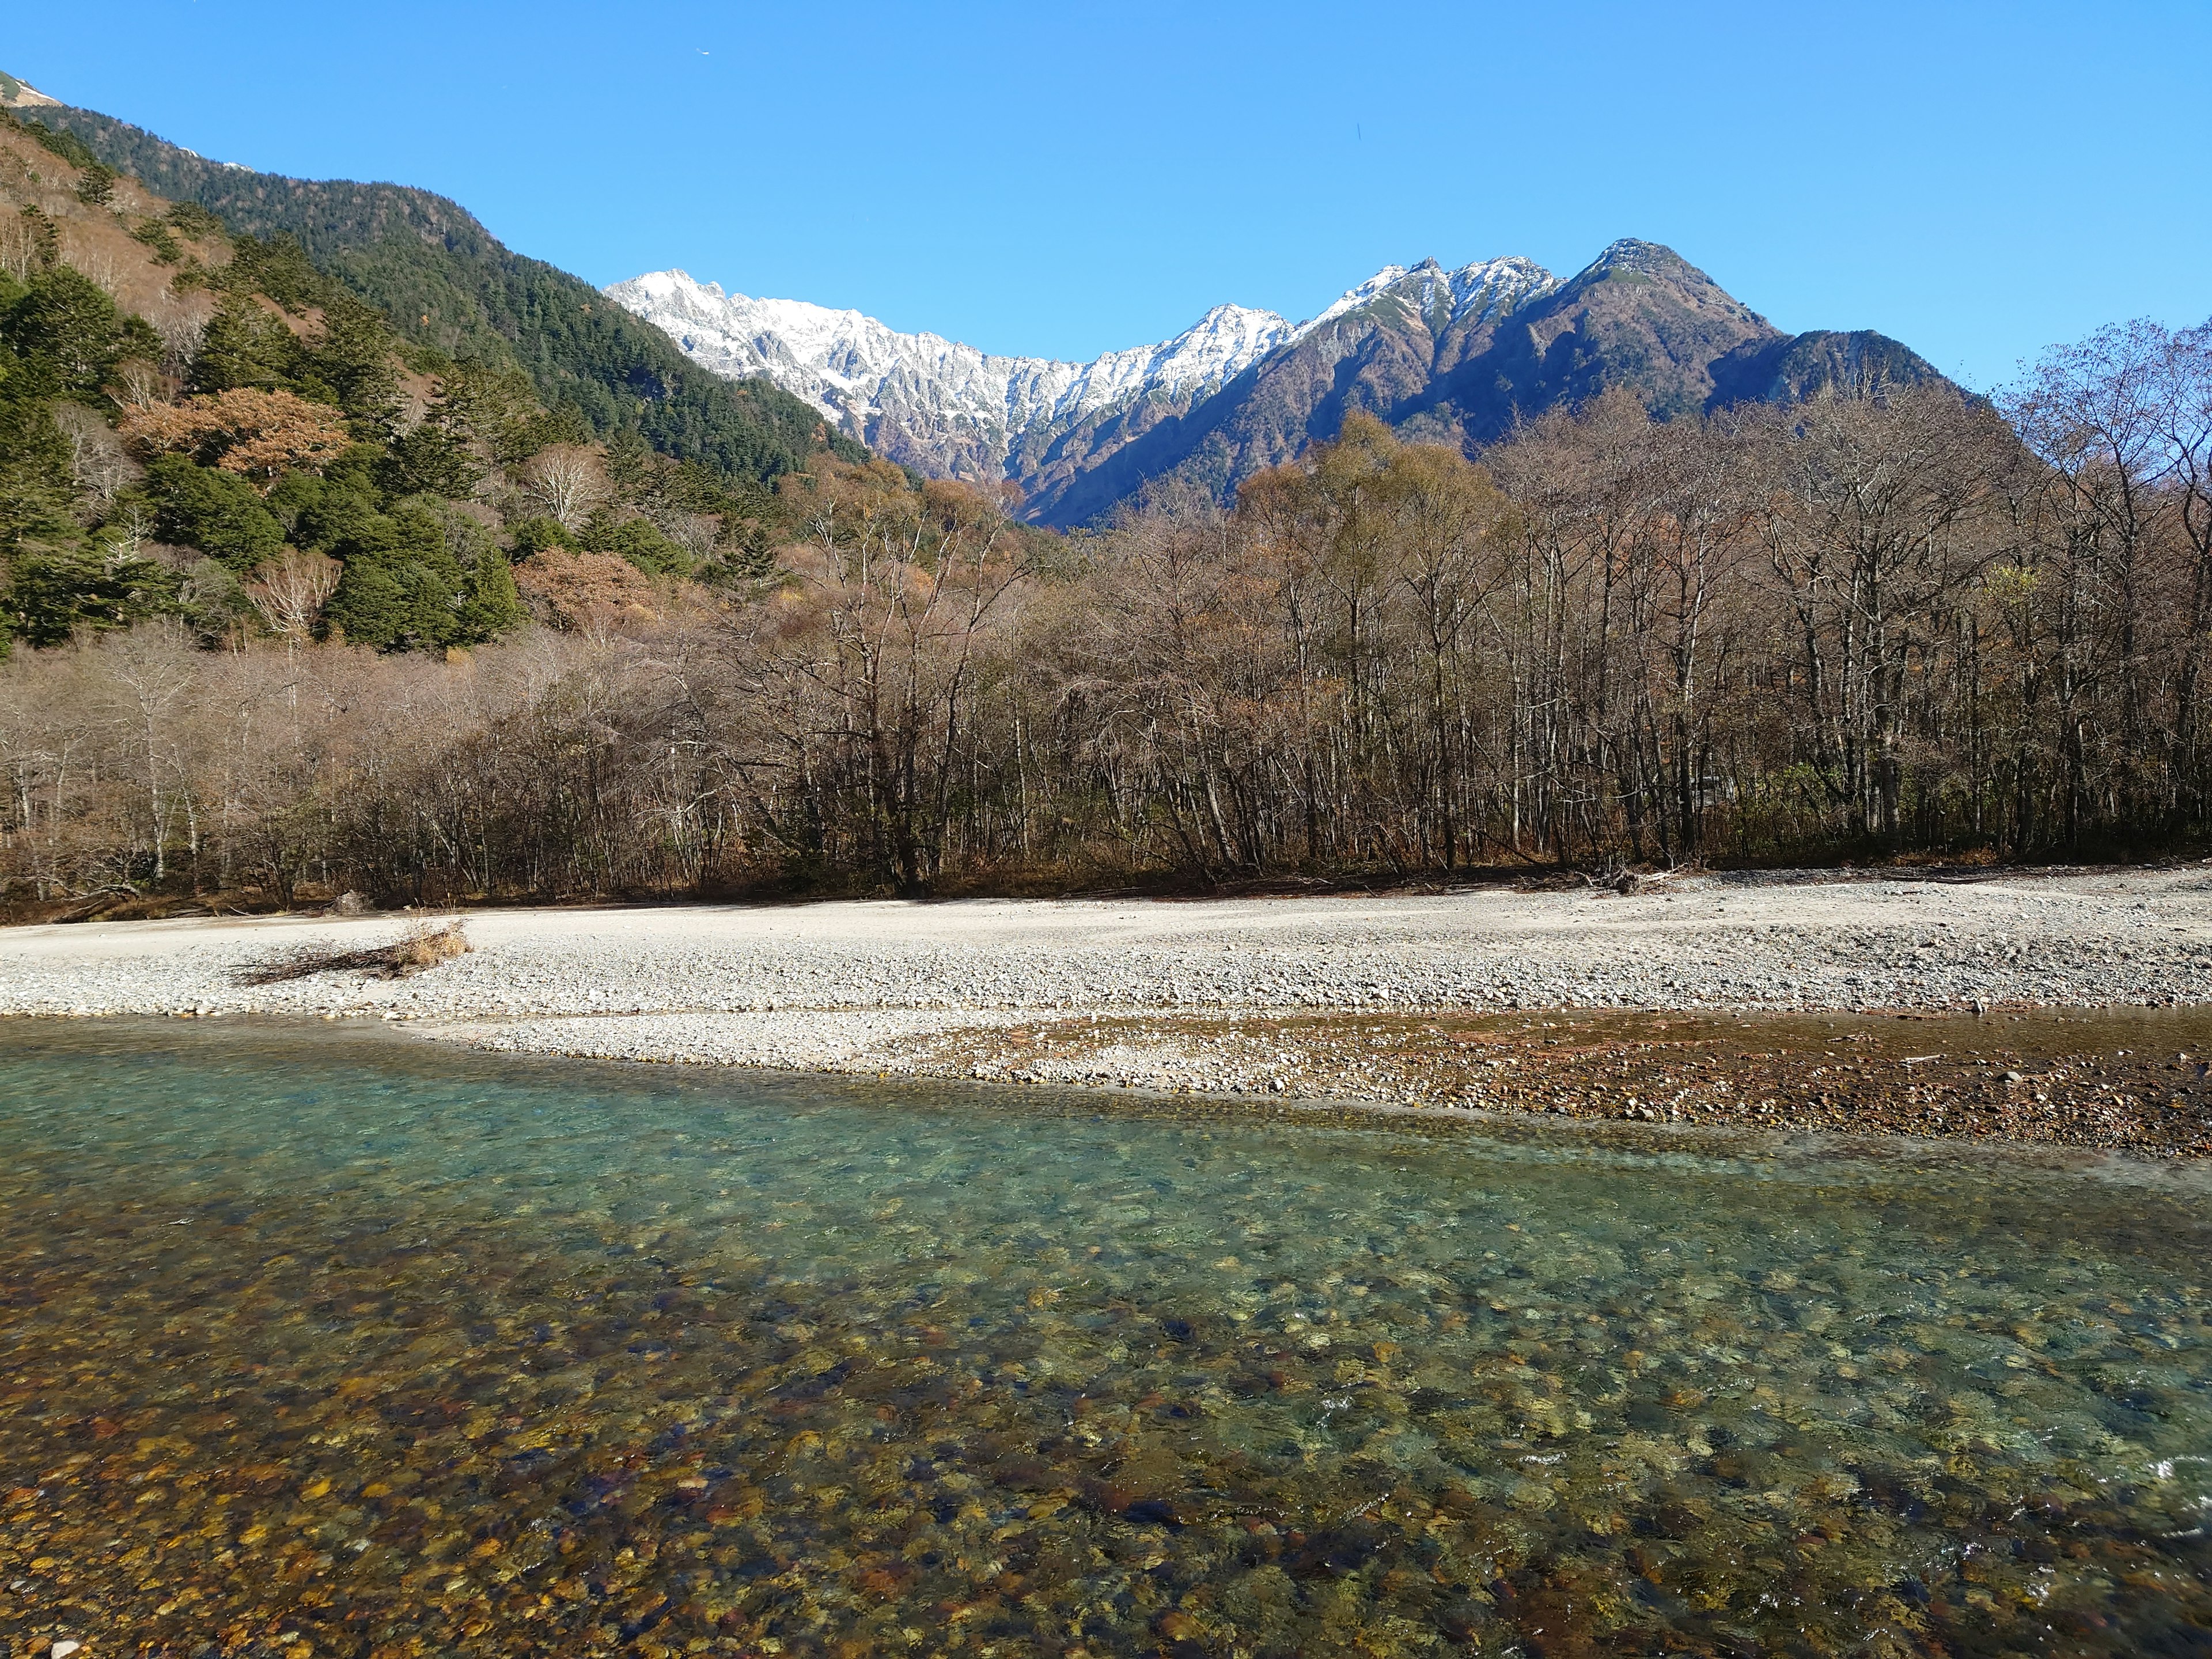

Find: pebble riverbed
<box><xmin>5</xmin><ymin>1024</ymin><xmax>2212</xmax><ymax>1658</ymax></box>
<box><xmin>5</xmin><ymin>867</ymin><xmax>2210</xmax><ymax>1149</ymax></box>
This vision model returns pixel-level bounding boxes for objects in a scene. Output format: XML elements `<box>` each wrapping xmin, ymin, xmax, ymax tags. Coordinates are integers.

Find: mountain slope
<box><xmin>6</xmin><ymin>89</ymin><xmax>863</xmax><ymax>485</ymax></box>
<box><xmin>605</xmin><ymin>270</ymin><xmax>1298</xmax><ymax>491</ymax></box>
<box><xmin>1034</xmin><ymin>256</ymin><xmax>1574</xmax><ymax>525</ymax></box>
<box><xmin>619</xmin><ymin>241</ymin><xmax>1944</xmax><ymax>525</ymax></box>
<box><xmin>611</xmin><ymin>256</ymin><xmax>1563</xmax><ymax>521</ymax></box>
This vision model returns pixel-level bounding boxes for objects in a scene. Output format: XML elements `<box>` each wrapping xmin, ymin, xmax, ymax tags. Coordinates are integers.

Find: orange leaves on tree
<box><xmin>118</xmin><ymin>389</ymin><xmax>353</xmax><ymax>493</ymax></box>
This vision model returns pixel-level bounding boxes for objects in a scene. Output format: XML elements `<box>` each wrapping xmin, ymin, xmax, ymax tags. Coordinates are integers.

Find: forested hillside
<box><xmin>6</xmin><ymin>319</ymin><xmax>2210</xmax><ymax>913</ymax></box>
<box><xmin>0</xmin><ymin>107</ymin><xmax>880</xmax><ymax>658</ymax></box>
<box><xmin>9</xmin><ymin>93</ymin><xmax>865</xmax><ymax>483</ymax></box>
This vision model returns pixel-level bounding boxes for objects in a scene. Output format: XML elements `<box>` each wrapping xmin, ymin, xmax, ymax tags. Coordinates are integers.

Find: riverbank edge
<box><xmin>7</xmin><ymin>1007</ymin><xmax>2210</xmax><ymax>1188</ymax></box>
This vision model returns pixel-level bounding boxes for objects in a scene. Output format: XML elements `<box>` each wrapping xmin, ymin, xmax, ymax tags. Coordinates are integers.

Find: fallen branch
<box><xmin>235</xmin><ymin>918</ymin><xmax>471</xmax><ymax>986</ymax></box>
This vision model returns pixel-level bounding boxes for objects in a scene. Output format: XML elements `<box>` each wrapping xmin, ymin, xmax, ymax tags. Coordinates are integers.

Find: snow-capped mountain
<box><xmin>608</xmin><ymin>241</ymin><xmax>1941</xmax><ymax>527</ymax></box>
<box><xmin>1291</xmin><ymin>255</ymin><xmax>1553</xmax><ymax>339</ymax></box>
<box><xmin>0</xmin><ymin>70</ymin><xmax>60</xmax><ymax>109</ymax></box>
<box><xmin>606</xmin><ymin>270</ymin><xmax>1300</xmax><ymax>486</ymax></box>
<box><xmin>605</xmin><ymin>256</ymin><xmax>1559</xmax><ymax>502</ymax></box>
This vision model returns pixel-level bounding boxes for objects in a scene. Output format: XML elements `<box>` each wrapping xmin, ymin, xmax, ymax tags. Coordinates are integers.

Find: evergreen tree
<box><xmin>190</xmin><ymin>300</ymin><xmax>304</xmax><ymax>395</ymax></box>
<box><xmin>582</xmin><ymin>507</ymin><xmax>689</xmax><ymax>575</ymax></box>
<box><xmin>506</xmin><ymin>515</ymin><xmax>577</xmax><ymax>556</ymax></box>
<box><xmin>433</xmin><ymin>362</ymin><xmax>584</xmax><ymax>464</ymax></box>
<box><xmin>321</xmin><ymin>499</ymin><xmax>464</xmax><ymax>650</ymax></box>
<box><xmin>2</xmin><ymin>267</ymin><xmax>157</xmax><ymax>399</ymax></box>
<box><xmin>299</xmin><ymin>294</ymin><xmax>401</xmax><ymax>429</ymax></box>
<box><xmin>73</xmin><ymin>161</ymin><xmax>116</xmax><ymax>206</ymax></box>
<box><xmin>145</xmin><ymin>454</ymin><xmax>286</xmax><ymax>570</ymax></box>
<box><xmin>457</xmin><ymin>545</ymin><xmax>524</xmax><ymax>641</ymax></box>
<box><xmin>0</xmin><ymin>393</ymin><xmax>81</xmax><ymax>554</ymax></box>
<box><xmin>376</xmin><ymin>420</ymin><xmax>480</xmax><ymax>499</ymax></box>
<box><xmin>275</xmin><ymin>447</ymin><xmax>388</xmax><ymax>554</ymax></box>
<box><xmin>5</xmin><ymin>543</ymin><xmax>179</xmax><ymax>646</ymax></box>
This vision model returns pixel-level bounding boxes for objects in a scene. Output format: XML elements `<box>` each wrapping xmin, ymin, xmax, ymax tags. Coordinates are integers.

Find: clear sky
<box><xmin>9</xmin><ymin>1</ymin><xmax>2208</xmax><ymax>389</ymax></box>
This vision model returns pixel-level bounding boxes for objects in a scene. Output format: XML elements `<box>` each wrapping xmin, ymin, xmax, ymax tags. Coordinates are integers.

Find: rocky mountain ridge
<box><xmin>612</xmin><ymin>241</ymin><xmax>1944</xmax><ymax>526</ymax></box>
<box><xmin>0</xmin><ymin>71</ymin><xmax>60</xmax><ymax>109</ymax></box>
<box><xmin>605</xmin><ymin>255</ymin><xmax>1555</xmax><ymax>494</ymax></box>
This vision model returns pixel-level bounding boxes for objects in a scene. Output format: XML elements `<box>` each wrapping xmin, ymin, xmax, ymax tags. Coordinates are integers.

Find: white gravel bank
<box><xmin>3</xmin><ymin>868</ymin><xmax>2208</xmax><ymax>1076</ymax></box>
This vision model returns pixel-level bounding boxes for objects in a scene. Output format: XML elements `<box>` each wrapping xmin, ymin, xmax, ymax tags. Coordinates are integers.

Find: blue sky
<box><xmin>10</xmin><ymin>1</ymin><xmax>2209</xmax><ymax>389</ymax></box>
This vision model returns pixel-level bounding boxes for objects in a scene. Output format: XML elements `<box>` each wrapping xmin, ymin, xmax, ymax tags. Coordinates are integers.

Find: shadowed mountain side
<box><xmin>1705</xmin><ymin>328</ymin><xmax>1949</xmax><ymax>411</ymax></box>
<box><xmin>1029</xmin><ymin>290</ymin><xmax>1454</xmax><ymax>525</ymax></box>
<box><xmin>1409</xmin><ymin>240</ymin><xmax>1781</xmax><ymax>440</ymax></box>
<box><xmin>13</xmin><ymin>100</ymin><xmax>863</xmax><ymax>484</ymax></box>
<box><xmin>1035</xmin><ymin>242</ymin><xmax>1949</xmax><ymax>526</ymax></box>
<box><xmin>1005</xmin><ymin>389</ymin><xmax>1208</xmax><ymax>520</ymax></box>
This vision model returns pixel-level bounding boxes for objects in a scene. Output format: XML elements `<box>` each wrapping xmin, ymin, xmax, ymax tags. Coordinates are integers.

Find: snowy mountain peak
<box><xmin>1027</xmin><ymin>313</ymin><xmax>1285</xmax><ymax>443</ymax></box>
<box><xmin>605</xmin><ymin>249</ymin><xmax>1565</xmax><ymax>505</ymax></box>
<box><xmin>0</xmin><ymin>70</ymin><xmax>61</xmax><ymax>109</ymax></box>
<box><xmin>1447</xmin><ymin>256</ymin><xmax>1559</xmax><ymax>325</ymax></box>
<box><xmin>1293</xmin><ymin>265</ymin><xmax>1414</xmax><ymax>340</ymax></box>
<box><xmin>603</xmin><ymin>268</ymin><xmax>1298</xmax><ymax>486</ymax></box>
<box><xmin>1284</xmin><ymin>256</ymin><xmax>1559</xmax><ymax>342</ymax></box>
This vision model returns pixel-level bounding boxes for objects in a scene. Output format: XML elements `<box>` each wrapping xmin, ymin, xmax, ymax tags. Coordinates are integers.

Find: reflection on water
<box><xmin>2</xmin><ymin>1020</ymin><xmax>2209</xmax><ymax>1656</ymax></box>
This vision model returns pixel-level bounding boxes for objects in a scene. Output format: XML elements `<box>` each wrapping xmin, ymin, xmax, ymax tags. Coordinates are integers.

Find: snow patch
<box><xmin>605</xmin><ymin>251</ymin><xmax>1560</xmax><ymax>484</ymax></box>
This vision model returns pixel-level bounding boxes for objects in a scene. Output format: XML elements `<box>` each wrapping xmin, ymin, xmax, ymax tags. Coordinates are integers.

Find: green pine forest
<box><xmin>0</xmin><ymin>99</ymin><xmax>873</xmax><ymax>654</ymax></box>
<box><xmin>19</xmin><ymin>97</ymin><xmax>864</xmax><ymax>482</ymax></box>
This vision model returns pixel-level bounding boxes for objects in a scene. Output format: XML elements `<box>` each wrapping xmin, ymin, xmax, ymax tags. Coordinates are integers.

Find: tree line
<box><xmin>3</xmin><ymin>299</ymin><xmax>2209</xmax><ymax>911</ymax></box>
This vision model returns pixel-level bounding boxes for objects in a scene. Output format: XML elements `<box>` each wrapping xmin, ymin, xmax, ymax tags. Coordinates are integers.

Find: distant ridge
<box><xmin>614</xmin><ymin>241</ymin><xmax>1946</xmax><ymax>526</ymax></box>
<box><xmin>0</xmin><ymin>70</ymin><xmax>60</xmax><ymax>109</ymax></box>
<box><xmin>605</xmin><ymin>256</ymin><xmax>1554</xmax><ymax>516</ymax></box>
<box><xmin>7</xmin><ymin>67</ymin><xmax>1944</xmax><ymax>520</ymax></box>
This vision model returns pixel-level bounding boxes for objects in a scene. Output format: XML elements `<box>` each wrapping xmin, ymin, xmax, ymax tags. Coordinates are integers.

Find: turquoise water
<box><xmin>1</xmin><ymin>1022</ymin><xmax>2209</xmax><ymax>1657</ymax></box>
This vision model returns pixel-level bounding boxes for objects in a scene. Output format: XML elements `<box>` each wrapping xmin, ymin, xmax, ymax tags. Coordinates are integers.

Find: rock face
<box><xmin>0</xmin><ymin>69</ymin><xmax>62</xmax><ymax>109</ymax></box>
<box><xmin>605</xmin><ymin>268</ymin><xmax>1301</xmax><ymax>491</ymax></box>
<box><xmin>609</xmin><ymin>240</ymin><xmax>1944</xmax><ymax>527</ymax></box>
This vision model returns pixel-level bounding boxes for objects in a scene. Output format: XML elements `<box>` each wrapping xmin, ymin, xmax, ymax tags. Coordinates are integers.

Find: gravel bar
<box><xmin>2</xmin><ymin>868</ymin><xmax>2206</xmax><ymax>1080</ymax></box>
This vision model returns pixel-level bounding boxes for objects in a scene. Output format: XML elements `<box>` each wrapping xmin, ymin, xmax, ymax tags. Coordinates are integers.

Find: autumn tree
<box><xmin>118</xmin><ymin>387</ymin><xmax>352</xmax><ymax>491</ymax></box>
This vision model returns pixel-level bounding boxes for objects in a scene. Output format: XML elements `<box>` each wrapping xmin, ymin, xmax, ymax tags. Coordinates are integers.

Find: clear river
<box><xmin>1</xmin><ymin>1021</ymin><xmax>2208</xmax><ymax>1656</ymax></box>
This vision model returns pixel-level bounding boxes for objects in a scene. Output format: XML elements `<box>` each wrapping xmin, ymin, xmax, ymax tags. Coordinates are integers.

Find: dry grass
<box><xmin>236</xmin><ymin>918</ymin><xmax>471</xmax><ymax>986</ymax></box>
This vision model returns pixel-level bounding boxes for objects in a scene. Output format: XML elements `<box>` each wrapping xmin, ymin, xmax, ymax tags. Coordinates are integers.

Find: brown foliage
<box><xmin>0</xmin><ymin>123</ymin><xmax>225</xmax><ymax>322</ymax></box>
<box><xmin>118</xmin><ymin>388</ymin><xmax>352</xmax><ymax>491</ymax></box>
<box><xmin>513</xmin><ymin>550</ymin><xmax>665</xmax><ymax>634</ymax></box>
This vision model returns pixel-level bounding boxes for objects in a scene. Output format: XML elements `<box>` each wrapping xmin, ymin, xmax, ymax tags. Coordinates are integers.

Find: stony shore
<box><xmin>4</xmin><ymin>865</ymin><xmax>2209</xmax><ymax>1149</ymax></box>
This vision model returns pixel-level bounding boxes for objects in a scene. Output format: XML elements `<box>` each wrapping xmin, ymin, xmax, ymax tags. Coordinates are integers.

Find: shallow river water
<box><xmin>2</xmin><ymin>1021</ymin><xmax>2209</xmax><ymax>1657</ymax></box>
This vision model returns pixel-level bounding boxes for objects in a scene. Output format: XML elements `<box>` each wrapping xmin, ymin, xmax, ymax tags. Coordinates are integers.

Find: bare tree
<box><xmin>245</xmin><ymin>550</ymin><xmax>344</xmax><ymax>642</ymax></box>
<box><xmin>65</xmin><ymin>242</ymin><xmax>123</xmax><ymax>298</ymax></box>
<box><xmin>0</xmin><ymin>209</ymin><xmax>46</xmax><ymax>282</ymax></box>
<box><xmin>517</xmin><ymin>444</ymin><xmax>608</xmax><ymax>531</ymax></box>
<box><xmin>7</xmin><ymin>312</ymin><xmax>2212</xmax><ymax>910</ymax></box>
<box><xmin>152</xmin><ymin>305</ymin><xmax>208</xmax><ymax>380</ymax></box>
<box><xmin>94</xmin><ymin>625</ymin><xmax>198</xmax><ymax>887</ymax></box>
<box><xmin>2149</xmin><ymin>325</ymin><xmax>2212</xmax><ymax>811</ymax></box>
<box><xmin>52</xmin><ymin>400</ymin><xmax>141</xmax><ymax>511</ymax></box>
<box><xmin>651</xmin><ymin>507</ymin><xmax>724</xmax><ymax>566</ymax></box>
